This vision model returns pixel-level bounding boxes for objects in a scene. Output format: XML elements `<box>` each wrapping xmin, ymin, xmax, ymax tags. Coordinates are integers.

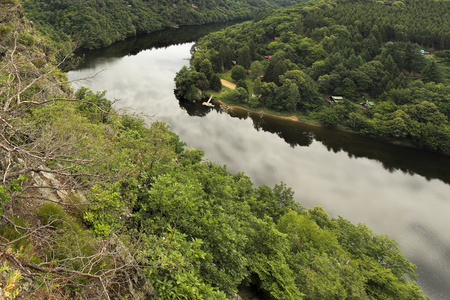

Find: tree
<box><xmin>236</xmin><ymin>79</ymin><xmax>248</xmax><ymax>91</ymax></box>
<box><xmin>253</xmin><ymin>77</ymin><xmax>262</xmax><ymax>96</ymax></box>
<box><xmin>231</xmin><ymin>65</ymin><xmax>247</xmax><ymax>82</ymax></box>
<box><xmin>249</xmin><ymin>61</ymin><xmax>264</xmax><ymax>80</ymax></box>
<box><xmin>246</xmin><ymin>217</ymin><xmax>302</xmax><ymax>300</ymax></box>
<box><xmin>209</xmin><ymin>49</ymin><xmax>224</xmax><ymax>73</ymax></box>
<box><xmin>237</xmin><ymin>45</ymin><xmax>252</xmax><ymax>69</ymax></box>
<box><xmin>198</xmin><ymin>58</ymin><xmax>214</xmax><ymax>79</ymax></box>
<box><xmin>347</xmin><ymin>112</ymin><xmax>371</xmax><ymax>132</ymax></box>
<box><xmin>219</xmin><ymin>44</ymin><xmax>234</xmax><ymax>70</ymax></box>
<box><xmin>260</xmin><ymin>82</ymin><xmax>278</xmax><ymax>108</ymax></box>
<box><xmin>209</xmin><ymin>73</ymin><xmax>222</xmax><ymax>92</ymax></box>
<box><xmin>388</xmin><ymin>110</ymin><xmax>410</xmax><ymax>138</ymax></box>
<box><xmin>286</xmin><ymin>83</ymin><xmax>300</xmax><ymax>112</ymax></box>
<box><xmin>344</xmin><ymin>54</ymin><xmax>364</xmax><ymax>69</ymax></box>
<box><xmin>421</xmin><ymin>61</ymin><xmax>444</xmax><ymax>84</ymax></box>
<box><xmin>263</xmin><ymin>52</ymin><xmax>288</xmax><ymax>85</ymax></box>
<box><xmin>280</xmin><ymin>70</ymin><xmax>322</xmax><ymax>110</ymax></box>
<box><xmin>317</xmin><ymin>106</ymin><xmax>340</xmax><ymax>127</ymax></box>
<box><xmin>222</xmin><ymin>87</ymin><xmax>248</xmax><ymax>103</ymax></box>
<box><xmin>174</xmin><ymin>67</ymin><xmax>208</xmax><ymax>101</ymax></box>
<box><xmin>392</xmin><ymin>43</ymin><xmax>426</xmax><ymax>74</ymax></box>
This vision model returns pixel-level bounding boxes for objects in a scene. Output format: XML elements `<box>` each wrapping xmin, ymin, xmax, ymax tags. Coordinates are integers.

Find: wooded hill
<box><xmin>175</xmin><ymin>0</ymin><xmax>450</xmax><ymax>154</ymax></box>
<box><xmin>0</xmin><ymin>1</ymin><xmax>430</xmax><ymax>299</ymax></box>
<box><xmin>20</xmin><ymin>0</ymin><xmax>307</xmax><ymax>49</ymax></box>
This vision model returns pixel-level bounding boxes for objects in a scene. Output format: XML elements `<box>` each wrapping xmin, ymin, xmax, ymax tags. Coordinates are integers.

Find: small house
<box><xmin>331</xmin><ymin>96</ymin><xmax>343</xmax><ymax>103</ymax></box>
<box><xmin>367</xmin><ymin>101</ymin><xmax>376</xmax><ymax>109</ymax></box>
<box><xmin>363</xmin><ymin>100</ymin><xmax>376</xmax><ymax>109</ymax></box>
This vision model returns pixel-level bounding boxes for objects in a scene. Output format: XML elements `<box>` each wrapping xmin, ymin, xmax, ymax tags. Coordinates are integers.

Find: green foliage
<box><xmin>209</xmin><ymin>73</ymin><xmax>222</xmax><ymax>92</ymax></box>
<box><xmin>1</xmin><ymin>2</ymin><xmax>434</xmax><ymax>298</ymax></box>
<box><xmin>250</xmin><ymin>61</ymin><xmax>264</xmax><ymax>80</ymax></box>
<box><xmin>222</xmin><ymin>87</ymin><xmax>248</xmax><ymax>103</ymax></box>
<box><xmin>0</xmin><ymin>185</ymin><xmax>9</xmax><ymax>206</ymax></box>
<box><xmin>18</xmin><ymin>32</ymin><xmax>35</xmax><ymax>47</ymax></box>
<box><xmin>277</xmin><ymin>211</ymin><xmax>338</xmax><ymax>253</ymax></box>
<box><xmin>253</xmin><ymin>77</ymin><xmax>262</xmax><ymax>96</ymax></box>
<box><xmin>37</xmin><ymin>203</ymin><xmax>69</xmax><ymax>228</ymax></box>
<box><xmin>238</xmin><ymin>45</ymin><xmax>252</xmax><ymax>69</ymax></box>
<box><xmin>0</xmin><ymin>175</ymin><xmax>26</xmax><ymax>216</ymax></box>
<box><xmin>75</xmin><ymin>87</ymin><xmax>112</xmax><ymax>123</ymax></box>
<box><xmin>0</xmin><ymin>216</ymin><xmax>33</xmax><ymax>253</ymax></box>
<box><xmin>317</xmin><ymin>106</ymin><xmax>340</xmax><ymax>127</ymax></box>
<box><xmin>184</xmin><ymin>0</ymin><xmax>450</xmax><ymax>153</ymax></box>
<box><xmin>231</xmin><ymin>65</ymin><xmax>247</xmax><ymax>82</ymax></box>
<box><xmin>21</xmin><ymin>0</ymin><xmax>308</xmax><ymax>49</ymax></box>
<box><xmin>174</xmin><ymin>66</ymin><xmax>207</xmax><ymax>101</ymax></box>
<box><xmin>236</xmin><ymin>78</ymin><xmax>248</xmax><ymax>91</ymax></box>
<box><xmin>0</xmin><ymin>21</ymin><xmax>14</xmax><ymax>38</ymax></box>
<box><xmin>0</xmin><ymin>262</ymin><xmax>21</xmax><ymax>299</ymax></box>
<box><xmin>246</xmin><ymin>217</ymin><xmax>302</xmax><ymax>300</ymax></box>
<box><xmin>422</xmin><ymin>61</ymin><xmax>445</xmax><ymax>84</ymax></box>
<box><xmin>141</xmin><ymin>230</ymin><xmax>229</xmax><ymax>300</ymax></box>
<box><xmin>84</xmin><ymin>183</ymin><xmax>126</xmax><ymax>237</ymax></box>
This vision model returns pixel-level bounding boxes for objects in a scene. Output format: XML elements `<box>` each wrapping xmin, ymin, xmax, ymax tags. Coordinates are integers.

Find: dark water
<box><xmin>68</xmin><ymin>25</ymin><xmax>450</xmax><ymax>300</ymax></box>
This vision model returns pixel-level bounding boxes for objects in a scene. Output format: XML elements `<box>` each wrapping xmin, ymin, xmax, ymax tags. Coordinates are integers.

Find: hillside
<box><xmin>20</xmin><ymin>0</ymin><xmax>308</xmax><ymax>49</ymax></box>
<box><xmin>1</xmin><ymin>1</ymin><xmax>430</xmax><ymax>299</ymax></box>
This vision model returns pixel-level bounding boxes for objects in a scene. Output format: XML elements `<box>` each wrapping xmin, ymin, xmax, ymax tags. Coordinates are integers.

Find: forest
<box><xmin>20</xmin><ymin>0</ymin><xmax>307</xmax><ymax>49</ymax></box>
<box><xmin>175</xmin><ymin>0</ymin><xmax>450</xmax><ymax>154</ymax></box>
<box><xmin>0</xmin><ymin>0</ymin><xmax>434</xmax><ymax>299</ymax></box>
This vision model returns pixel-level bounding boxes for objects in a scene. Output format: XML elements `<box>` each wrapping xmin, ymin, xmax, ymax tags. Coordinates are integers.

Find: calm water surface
<box><xmin>68</xmin><ymin>26</ymin><xmax>450</xmax><ymax>299</ymax></box>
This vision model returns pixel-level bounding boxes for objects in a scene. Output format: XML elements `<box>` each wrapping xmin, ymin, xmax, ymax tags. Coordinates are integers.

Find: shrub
<box><xmin>18</xmin><ymin>33</ymin><xmax>36</xmax><ymax>47</ymax></box>
<box><xmin>231</xmin><ymin>65</ymin><xmax>247</xmax><ymax>82</ymax></box>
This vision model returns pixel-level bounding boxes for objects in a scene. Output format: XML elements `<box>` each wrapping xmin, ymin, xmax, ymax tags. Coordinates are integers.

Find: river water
<box><xmin>68</xmin><ymin>25</ymin><xmax>450</xmax><ymax>299</ymax></box>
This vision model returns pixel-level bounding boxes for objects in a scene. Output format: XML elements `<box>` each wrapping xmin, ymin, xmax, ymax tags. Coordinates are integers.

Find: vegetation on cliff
<box><xmin>1</xmin><ymin>1</ymin><xmax>430</xmax><ymax>299</ymax></box>
<box><xmin>175</xmin><ymin>0</ymin><xmax>450</xmax><ymax>153</ymax></box>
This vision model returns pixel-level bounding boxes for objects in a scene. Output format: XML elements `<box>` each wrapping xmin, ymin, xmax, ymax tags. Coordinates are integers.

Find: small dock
<box><xmin>202</xmin><ymin>96</ymin><xmax>214</xmax><ymax>107</ymax></box>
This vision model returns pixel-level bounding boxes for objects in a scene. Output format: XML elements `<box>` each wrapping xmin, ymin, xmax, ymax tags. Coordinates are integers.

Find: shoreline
<box><xmin>216</xmin><ymin>99</ymin><xmax>313</xmax><ymax>124</ymax></box>
<box><xmin>213</xmin><ymin>99</ymin><xmax>450</xmax><ymax>156</ymax></box>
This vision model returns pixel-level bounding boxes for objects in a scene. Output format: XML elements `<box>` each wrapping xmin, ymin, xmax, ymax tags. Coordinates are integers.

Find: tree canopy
<box><xmin>175</xmin><ymin>0</ymin><xmax>450</xmax><ymax>154</ymax></box>
<box><xmin>20</xmin><ymin>0</ymin><xmax>310</xmax><ymax>49</ymax></box>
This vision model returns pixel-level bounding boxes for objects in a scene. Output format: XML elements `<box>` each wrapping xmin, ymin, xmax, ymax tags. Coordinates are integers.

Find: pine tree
<box><xmin>421</xmin><ymin>61</ymin><xmax>444</xmax><ymax>84</ymax></box>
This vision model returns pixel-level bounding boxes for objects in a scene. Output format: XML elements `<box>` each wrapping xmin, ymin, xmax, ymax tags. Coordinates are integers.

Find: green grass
<box><xmin>220</xmin><ymin>71</ymin><xmax>233</xmax><ymax>82</ymax></box>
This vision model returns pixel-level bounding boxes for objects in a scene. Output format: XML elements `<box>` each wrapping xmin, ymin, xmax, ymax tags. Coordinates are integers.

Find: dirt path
<box><xmin>220</xmin><ymin>79</ymin><xmax>236</xmax><ymax>89</ymax></box>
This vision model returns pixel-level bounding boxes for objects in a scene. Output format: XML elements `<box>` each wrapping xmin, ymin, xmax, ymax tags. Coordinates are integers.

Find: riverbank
<box><xmin>213</xmin><ymin>98</ymin><xmax>449</xmax><ymax>155</ymax></box>
<box><xmin>216</xmin><ymin>99</ymin><xmax>300</xmax><ymax>122</ymax></box>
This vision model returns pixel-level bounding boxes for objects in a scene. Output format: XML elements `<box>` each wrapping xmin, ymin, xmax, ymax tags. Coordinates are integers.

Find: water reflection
<box><xmin>74</xmin><ymin>22</ymin><xmax>238</xmax><ymax>70</ymax></box>
<box><xmin>185</xmin><ymin>103</ymin><xmax>450</xmax><ymax>184</ymax></box>
<box><xmin>176</xmin><ymin>94</ymin><xmax>216</xmax><ymax>117</ymax></box>
<box><xmin>409</xmin><ymin>222</ymin><xmax>450</xmax><ymax>298</ymax></box>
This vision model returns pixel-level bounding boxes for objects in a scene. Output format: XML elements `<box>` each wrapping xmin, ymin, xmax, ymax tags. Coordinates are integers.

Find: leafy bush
<box><xmin>0</xmin><ymin>22</ymin><xmax>14</xmax><ymax>38</ymax></box>
<box><xmin>18</xmin><ymin>33</ymin><xmax>35</xmax><ymax>47</ymax></box>
<box><xmin>231</xmin><ymin>65</ymin><xmax>247</xmax><ymax>82</ymax></box>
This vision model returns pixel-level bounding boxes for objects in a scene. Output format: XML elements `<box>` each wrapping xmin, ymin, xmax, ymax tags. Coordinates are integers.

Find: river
<box><xmin>68</xmin><ymin>25</ymin><xmax>450</xmax><ymax>300</ymax></box>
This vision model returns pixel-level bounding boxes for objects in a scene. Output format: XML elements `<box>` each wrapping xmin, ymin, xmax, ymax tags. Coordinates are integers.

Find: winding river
<box><xmin>68</xmin><ymin>24</ymin><xmax>450</xmax><ymax>300</ymax></box>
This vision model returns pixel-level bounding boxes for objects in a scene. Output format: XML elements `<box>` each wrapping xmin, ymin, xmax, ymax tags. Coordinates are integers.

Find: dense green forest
<box><xmin>0</xmin><ymin>0</ymin><xmax>432</xmax><ymax>299</ymax></box>
<box><xmin>20</xmin><ymin>0</ymin><xmax>307</xmax><ymax>49</ymax></box>
<box><xmin>175</xmin><ymin>0</ymin><xmax>450</xmax><ymax>154</ymax></box>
